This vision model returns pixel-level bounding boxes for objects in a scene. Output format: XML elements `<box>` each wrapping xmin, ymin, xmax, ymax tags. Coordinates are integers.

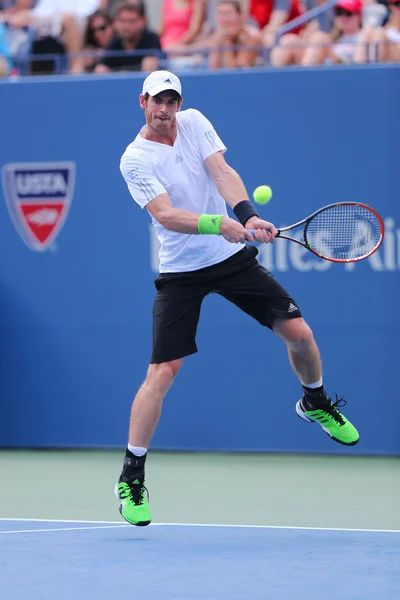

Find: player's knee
<box><xmin>147</xmin><ymin>359</ymin><xmax>182</xmax><ymax>391</ymax></box>
<box><xmin>274</xmin><ymin>317</ymin><xmax>314</xmax><ymax>347</ymax></box>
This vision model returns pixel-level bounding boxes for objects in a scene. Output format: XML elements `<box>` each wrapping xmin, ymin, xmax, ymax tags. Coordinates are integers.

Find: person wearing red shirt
<box><xmin>271</xmin><ymin>0</ymin><xmax>365</xmax><ymax>66</ymax></box>
<box><xmin>241</xmin><ymin>0</ymin><xmax>304</xmax><ymax>46</ymax></box>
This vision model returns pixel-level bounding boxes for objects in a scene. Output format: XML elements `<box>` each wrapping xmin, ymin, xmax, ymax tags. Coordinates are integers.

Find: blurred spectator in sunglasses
<box><xmin>354</xmin><ymin>0</ymin><xmax>400</xmax><ymax>61</ymax></box>
<box><xmin>82</xmin><ymin>9</ymin><xmax>113</xmax><ymax>72</ymax></box>
<box><xmin>271</xmin><ymin>0</ymin><xmax>364</xmax><ymax>65</ymax></box>
<box><xmin>95</xmin><ymin>2</ymin><xmax>161</xmax><ymax>72</ymax></box>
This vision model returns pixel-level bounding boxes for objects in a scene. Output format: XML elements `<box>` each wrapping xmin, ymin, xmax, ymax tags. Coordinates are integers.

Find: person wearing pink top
<box><xmin>159</xmin><ymin>0</ymin><xmax>207</xmax><ymax>49</ymax></box>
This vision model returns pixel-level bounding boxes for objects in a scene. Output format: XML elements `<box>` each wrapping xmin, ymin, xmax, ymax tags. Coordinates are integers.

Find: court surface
<box><xmin>2</xmin><ymin>518</ymin><xmax>400</xmax><ymax>600</ymax></box>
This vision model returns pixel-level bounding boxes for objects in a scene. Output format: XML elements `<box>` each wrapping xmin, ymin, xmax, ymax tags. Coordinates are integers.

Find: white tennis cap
<box><xmin>142</xmin><ymin>70</ymin><xmax>182</xmax><ymax>98</ymax></box>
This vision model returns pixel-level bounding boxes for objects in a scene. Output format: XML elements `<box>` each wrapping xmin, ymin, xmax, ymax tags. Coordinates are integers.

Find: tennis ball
<box><xmin>253</xmin><ymin>185</ymin><xmax>272</xmax><ymax>205</ymax></box>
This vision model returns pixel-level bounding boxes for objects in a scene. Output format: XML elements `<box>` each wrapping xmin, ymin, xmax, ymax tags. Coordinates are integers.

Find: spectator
<box><xmin>271</xmin><ymin>0</ymin><xmax>364</xmax><ymax>65</ymax></box>
<box><xmin>240</xmin><ymin>0</ymin><xmax>304</xmax><ymax>47</ymax></box>
<box><xmin>362</xmin><ymin>0</ymin><xmax>389</xmax><ymax>29</ymax></box>
<box><xmin>4</xmin><ymin>0</ymin><xmax>110</xmax><ymax>73</ymax></box>
<box><xmin>0</xmin><ymin>17</ymin><xmax>11</xmax><ymax>76</ymax></box>
<box><xmin>159</xmin><ymin>0</ymin><xmax>207</xmax><ymax>50</ymax></box>
<box><xmin>82</xmin><ymin>9</ymin><xmax>113</xmax><ymax>72</ymax></box>
<box><xmin>354</xmin><ymin>0</ymin><xmax>400</xmax><ymax>61</ymax></box>
<box><xmin>95</xmin><ymin>2</ymin><xmax>161</xmax><ymax>72</ymax></box>
<box><xmin>198</xmin><ymin>0</ymin><xmax>262</xmax><ymax>69</ymax></box>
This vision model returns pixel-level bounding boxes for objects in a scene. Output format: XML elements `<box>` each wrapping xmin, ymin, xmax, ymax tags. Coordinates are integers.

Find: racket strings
<box><xmin>305</xmin><ymin>205</ymin><xmax>382</xmax><ymax>261</ymax></box>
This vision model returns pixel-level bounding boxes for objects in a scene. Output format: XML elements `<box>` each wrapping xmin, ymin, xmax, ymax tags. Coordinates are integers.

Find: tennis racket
<box><xmin>249</xmin><ymin>202</ymin><xmax>384</xmax><ymax>263</ymax></box>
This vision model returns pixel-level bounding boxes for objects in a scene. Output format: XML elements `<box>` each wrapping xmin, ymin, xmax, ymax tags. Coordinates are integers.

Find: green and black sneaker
<box><xmin>296</xmin><ymin>393</ymin><xmax>359</xmax><ymax>446</ymax></box>
<box><xmin>114</xmin><ymin>476</ymin><xmax>152</xmax><ymax>526</ymax></box>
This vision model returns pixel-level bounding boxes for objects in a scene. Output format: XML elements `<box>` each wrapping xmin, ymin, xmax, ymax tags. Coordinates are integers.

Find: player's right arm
<box><xmin>146</xmin><ymin>194</ymin><xmax>254</xmax><ymax>243</ymax></box>
<box><xmin>120</xmin><ymin>152</ymin><xmax>253</xmax><ymax>243</ymax></box>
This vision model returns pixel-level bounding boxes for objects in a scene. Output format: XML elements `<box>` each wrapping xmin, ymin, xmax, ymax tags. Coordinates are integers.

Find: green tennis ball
<box><xmin>253</xmin><ymin>185</ymin><xmax>272</xmax><ymax>205</ymax></box>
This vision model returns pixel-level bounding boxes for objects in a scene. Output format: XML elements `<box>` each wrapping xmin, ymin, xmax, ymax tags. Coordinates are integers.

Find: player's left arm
<box><xmin>205</xmin><ymin>151</ymin><xmax>277</xmax><ymax>242</ymax></box>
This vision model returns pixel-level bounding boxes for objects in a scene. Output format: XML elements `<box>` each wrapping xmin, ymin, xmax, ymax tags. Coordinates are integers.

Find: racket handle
<box><xmin>248</xmin><ymin>229</ymin><xmax>281</xmax><ymax>237</ymax></box>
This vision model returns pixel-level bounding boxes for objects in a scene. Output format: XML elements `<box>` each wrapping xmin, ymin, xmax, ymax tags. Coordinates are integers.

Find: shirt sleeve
<box><xmin>120</xmin><ymin>151</ymin><xmax>167</xmax><ymax>209</ymax></box>
<box><xmin>190</xmin><ymin>109</ymin><xmax>227</xmax><ymax>161</ymax></box>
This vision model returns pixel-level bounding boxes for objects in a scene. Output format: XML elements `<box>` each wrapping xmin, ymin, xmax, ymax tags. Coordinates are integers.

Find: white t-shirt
<box><xmin>33</xmin><ymin>0</ymin><xmax>100</xmax><ymax>17</ymax></box>
<box><xmin>120</xmin><ymin>108</ymin><xmax>244</xmax><ymax>273</ymax></box>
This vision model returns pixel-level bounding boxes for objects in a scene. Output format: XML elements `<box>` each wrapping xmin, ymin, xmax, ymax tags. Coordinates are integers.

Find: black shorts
<box><xmin>151</xmin><ymin>246</ymin><xmax>302</xmax><ymax>364</ymax></box>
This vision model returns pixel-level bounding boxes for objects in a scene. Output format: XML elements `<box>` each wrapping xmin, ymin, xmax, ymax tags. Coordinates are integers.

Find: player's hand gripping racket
<box><xmin>249</xmin><ymin>202</ymin><xmax>384</xmax><ymax>263</ymax></box>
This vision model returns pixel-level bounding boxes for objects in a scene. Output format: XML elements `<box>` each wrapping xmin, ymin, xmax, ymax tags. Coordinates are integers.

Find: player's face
<box><xmin>141</xmin><ymin>91</ymin><xmax>182</xmax><ymax>134</ymax></box>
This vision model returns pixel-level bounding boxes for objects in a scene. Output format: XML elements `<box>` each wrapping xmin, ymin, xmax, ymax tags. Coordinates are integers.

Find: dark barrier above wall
<box><xmin>0</xmin><ymin>66</ymin><xmax>399</xmax><ymax>454</ymax></box>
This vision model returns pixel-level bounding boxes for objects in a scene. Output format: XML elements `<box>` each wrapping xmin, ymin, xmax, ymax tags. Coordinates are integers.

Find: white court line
<box><xmin>0</xmin><ymin>518</ymin><xmax>125</xmax><ymax>524</ymax></box>
<box><xmin>0</xmin><ymin>525</ymin><xmax>130</xmax><ymax>535</ymax></box>
<box><xmin>0</xmin><ymin>518</ymin><xmax>399</xmax><ymax>534</ymax></box>
<box><xmin>153</xmin><ymin>522</ymin><xmax>400</xmax><ymax>534</ymax></box>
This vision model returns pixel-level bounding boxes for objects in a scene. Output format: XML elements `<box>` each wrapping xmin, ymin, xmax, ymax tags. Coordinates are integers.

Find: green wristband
<box><xmin>198</xmin><ymin>214</ymin><xmax>223</xmax><ymax>235</ymax></box>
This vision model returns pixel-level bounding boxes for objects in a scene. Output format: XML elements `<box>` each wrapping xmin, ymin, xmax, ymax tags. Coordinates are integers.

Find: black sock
<box><xmin>302</xmin><ymin>385</ymin><xmax>329</xmax><ymax>409</ymax></box>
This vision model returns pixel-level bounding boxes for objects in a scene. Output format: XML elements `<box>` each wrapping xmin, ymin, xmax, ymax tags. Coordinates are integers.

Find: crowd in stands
<box><xmin>0</xmin><ymin>0</ymin><xmax>399</xmax><ymax>76</ymax></box>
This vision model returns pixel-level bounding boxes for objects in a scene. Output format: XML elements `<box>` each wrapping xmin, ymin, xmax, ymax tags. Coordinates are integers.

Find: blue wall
<box><xmin>0</xmin><ymin>66</ymin><xmax>399</xmax><ymax>454</ymax></box>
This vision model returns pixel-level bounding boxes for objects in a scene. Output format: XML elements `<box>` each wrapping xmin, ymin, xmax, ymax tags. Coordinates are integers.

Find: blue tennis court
<box><xmin>1</xmin><ymin>519</ymin><xmax>399</xmax><ymax>599</ymax></box>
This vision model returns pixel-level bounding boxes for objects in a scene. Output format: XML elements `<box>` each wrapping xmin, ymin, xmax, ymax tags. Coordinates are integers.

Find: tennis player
<box><xmin>116</xmin><ymin>70</ymin><xmax>359</xmax><ymax>526</ymax></box>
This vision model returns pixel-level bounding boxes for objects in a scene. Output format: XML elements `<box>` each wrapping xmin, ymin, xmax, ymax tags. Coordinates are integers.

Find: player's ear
<box><xmin>177</xmin><ymin>98</ymin><xmax>183</xmax><ymax>112</ymax></box>
<box><xmin>139</xmin><ymin>94</ymin><xmax>146</xmax><ymax>110</ymax></box>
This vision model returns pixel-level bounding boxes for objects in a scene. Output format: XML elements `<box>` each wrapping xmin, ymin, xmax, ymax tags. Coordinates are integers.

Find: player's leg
<box><xmin>115</xmin><ymin>273</ymin><xmax>208</xmax><ymax>526</ymax></box>
<box><xmin>128</xmin><ymin>360</ymin><xmax>183</xmax><ymax>448</ymax></box>
<box><xmin>115</xmin><ymin>359</ymin><xmax>182</xmax><ymax>527</ymax></box>
<box><xmin>216</xmin><ymin>246</ymin><xmax>359</xmax><ymax>446</ymax></box>
<box><xmin>272</xmin><ymin>317</ymin><xmax>322</xmax><ymax>386</ymax></box>
<box><xmin>273</xmin><ymin>317</ymin><xmax>359</xmax><ymax>445</ymax></box>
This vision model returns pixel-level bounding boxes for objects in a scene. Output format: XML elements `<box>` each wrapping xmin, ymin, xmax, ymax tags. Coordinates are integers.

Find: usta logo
<box><xmin>2</xmin><ymin>162</ymin><xmax>76</xmax><ymax>251</ymax></box>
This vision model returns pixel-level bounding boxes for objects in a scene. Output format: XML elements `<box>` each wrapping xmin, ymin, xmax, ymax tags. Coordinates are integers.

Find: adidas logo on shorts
<box><xmin>288</xmin><ymin>302</ymin><xmax>298</xmax><ymax>313</ymax></box>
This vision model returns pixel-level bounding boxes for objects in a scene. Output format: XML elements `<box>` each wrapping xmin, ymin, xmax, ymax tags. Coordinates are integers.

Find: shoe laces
<box><xmin>120</xmin><ymin>479</ymin><xmax>149</xmax><ymax>506</ymax></box>
<box><xmin>325</xmin><ymin>394</ymin><xmax>347</xmax><ymax>425</ymax></box>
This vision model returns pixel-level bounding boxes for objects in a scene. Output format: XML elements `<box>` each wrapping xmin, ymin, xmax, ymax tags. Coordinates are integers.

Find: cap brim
<box><xmin>146</xmin><ymin>84</ymin><xmax>182</xmax><ymax>98</ymax></box>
